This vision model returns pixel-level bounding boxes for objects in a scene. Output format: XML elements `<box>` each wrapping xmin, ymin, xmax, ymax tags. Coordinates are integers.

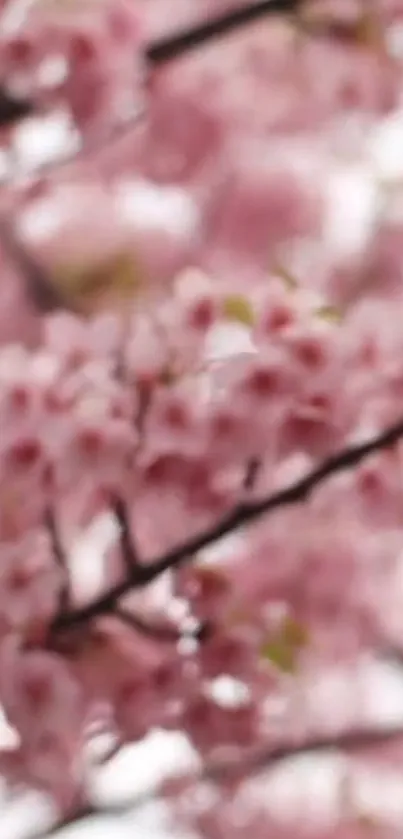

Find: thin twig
<box><xmin>117</xmin><ymin>606</ymin><xmax>210</xmax><ymax>643</ymax></box>
<box><xmin>146</xmin><ymin>0</ymin><xmax>301</xmax><ymax>65</ymax></box>
<box><xmin>113</xmin><ymin>497</ymin><xmax>141</xmax><ymax>573</ymax></box>
<box><xmin>243</xmin><ymin>458</ymin><xmax>260</xmax><ymax>491</ymax></box>
<box><xmin>116</xmin><ymin>607</ymin><xmax>181</xmax><ymax>642</ymax></box>
<box><xmin>45</xmin><ymin>508</ymin><xmax>70</xmax><ymax>612</ymax></box>
<box><xmin>51</xmin><ymin>417</ymin><xmax>403</xmax><ymax>633</ymax></box>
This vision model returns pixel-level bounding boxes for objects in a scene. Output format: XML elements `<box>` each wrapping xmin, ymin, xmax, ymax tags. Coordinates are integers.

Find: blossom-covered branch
<box><xmin>1</xmin><ymin>2</ymin><xmax>403</xmax><ymax>838</ymax></box>
<box><xmin>52</xmin><ymin>416</ymin><xmax>403</xmax><ymax>633</ymax></box>
<box><xmin>146</xmin><ymin>0</ymin><xmax>301</xmax><ymax>65</ymax></box>
<box><xmin>0</xmin><ymin>0</ymin><xmax>301</xmax><ymax>131</ymax></box>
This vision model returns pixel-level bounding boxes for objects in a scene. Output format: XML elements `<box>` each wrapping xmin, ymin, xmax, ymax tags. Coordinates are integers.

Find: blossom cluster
<box><xmin>0</xmin><ymin>2</ymin><xmax>403</xmax><ymax>839</ymax></box>
<box><xmin>0</xmin><ymin>273</ymin><xmax>401</xmax><ymax>830</ymax></box>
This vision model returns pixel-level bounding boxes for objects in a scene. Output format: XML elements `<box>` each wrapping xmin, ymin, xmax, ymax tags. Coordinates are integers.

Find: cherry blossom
<box><xmin>2</xmin><ymin>2</ymin><xmax>403</xmax><ymax>839</ymax></box>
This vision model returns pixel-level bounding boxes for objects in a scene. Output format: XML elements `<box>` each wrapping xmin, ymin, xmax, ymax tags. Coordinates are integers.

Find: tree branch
<box><xmin>0</xmin><ymin>88</ymin><xmax>34</xmax><ymax>129</ymax></box>
<box><xmin>116</xmin><ymin>607</ymin><xmax>182</xmax><ymax>642</ymax></box>
<box><xmin>113</xmin><ymin>497</ymin><xmax>141</xmax><ymax>573</ymax></box>
<box><xmin>51</xmin><ymin>416</ymin><xmax>403</xmax><ymax>634</ymax></box>
<box><xmin>0</xmin><ymin>1</ymin><xmax>300</xmax><ymax>134</ymax></box>
<box><xmin>0</xmin><ymin>0</ymin><xmax>372</xmax><ymax>136</ymax></box>
<box><xmin>45</xmin><ymin>508</ymin><xmax>70</xmax><ymax>612</ymax></box>
<box><xmin>146</xmin><ymin>0</ymin><xmax>301</xmax><ymax>65</ymax></box>
<box><xmin>146</xmin><ymin>0</ymin><xmax>386</xmax><ymax>66</ymax></box>
<box><xmin>243</xmin><ymin>457</ymin><xmax>261</xmax><ymax>491</ymax></box>
<box><xmin>117</xmin><ymin>606</ymin><xmax>210</xmax><ymax>643</ymax></box>
<box><xmin>0</xmin><ymin>0</ymin><xmax>367</xmax><ymax>179</ymax></box>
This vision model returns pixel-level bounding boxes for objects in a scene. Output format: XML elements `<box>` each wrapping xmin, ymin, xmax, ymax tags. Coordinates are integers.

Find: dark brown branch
<box><xmin>0</xmin><ymin>0</ymin><xmax>378</xmax><ymax>169</ymax></box>
<box><xmin>147</xmin><ymin>1</ymin><xmax>386</xmax><ymax>67</ymax></box>
<box><xmin>0</xmin><ymin>2</ymin><xmax>371</xmax><ymax>185</ymax></box>
<box><xmin>1</xmin><ymin>2</ymin><xmax>302</xmax><ymax>176</ymax></box>
<box><xmin>45</xmin><ymin>508</ymin><xmax>70</xmax><ymax>611</ymax></box>
<box><xmin>146</xmin><ymin>0</ymin><xmax>300</xmax><ymax>65</ymax></box>
<box><xmin>113</xmin><ymin>497</ymin><xmax>141</xmax><ymax>573</ymax></box>
<box><xmin>30</xmin><ymin>723</ymin><xmax>403</xmax><ymax>839</ymax></box>
<box><xmin>51</xmin><ymin>416</ymin><xmax>403</xmax><ymax>634</ymax></box>
<box><xmin>0</xmin><ymin>2</ymin><xmax>300</xmax><ymax>136</ymax></box>
<box><xmin>0</xmin><ymin>0</ymin><xmax>368</xmax><ymax>137</ymax></box>
<box><xmin>243</xmin><ymin>457</ymin><xmax>260</xmax><ymax>491</ymax></box>
<box><xmin>0</xmin><ymin>88</ymin><xmax>34</xmax><ymax>129</ymax></box>
<box><xmin>116</xmin><ymin>607</ymin><xmax>181</xmax><ymax>641</ymax></box>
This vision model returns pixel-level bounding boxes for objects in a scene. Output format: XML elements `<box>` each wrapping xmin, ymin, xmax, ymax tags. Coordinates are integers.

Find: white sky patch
<box><xmin>116</xmin><ymin>180</ymin><xmax>200</xmax><ymax>238</ymax></box>
<box><xmin>0</xmin><ymin>0</ymin><xmax>36</xmax><ymax>34</ymax></box>
<box><xmin>17</xmin><ymin>198</ymin><xmax>62</xmax><ymax>242</ymax></box>
<box><xmin>69</xmin><ymin>512</ymin><xmax>117</xmax><ymax>603</ymax></box>
<box><xmin>12</xmin><ymin>113</ymin><xmax>80</xmax><ymax>176</ymax></box>
<box><xmin>367</xmin><ymin>109</ymin><xmax>403</xmax><ymax>183</ymax></box>
<box><xmin>323</xmin><ymin>164</ymin><xmax>379</xmax><ymax>257</ymax></box>
<box><xmin>90</xmin><ymin>731</ymin><xmax>197</xmax><ymax>806</ymax></box>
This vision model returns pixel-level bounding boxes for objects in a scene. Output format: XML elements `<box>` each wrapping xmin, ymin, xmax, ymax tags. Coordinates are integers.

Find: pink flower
<box><xmin>44</xmin><ymin>311</ymin><xmax>123</xmax><ymax>368</ymax></box>
<box><xmin>140</xmin><ymin>75</ymin><xmax>227</xmax><ymax>184</ymax></box>
<box><xmin>145</xmin><ymin>383</ymin><xmax>205</xmax><ymax>458</ymax></box>
<box><xmin>1</xmin><ymin>0</ymin><xmax>403</xmax><ymax>833</ymax></box>
<box><xmin>0</xmin><ymin>528</ymin><xmax>61</xmax><ymax>633</ymax></box>
<box><xmin>205</xmin><ymin>155</ymin><xmax>322</xmax><ymax>270</ymax></box>
<box><xmin>124</xmin><ymin>314</ymin><xmax>167</xmax><ymax>384</ymax></box>
<box><xmin>175</xmin><ymin>564</ymin><xmax>233</xmax><ymax>622</ymax></box>
<box><xmin>54</xmin><ymin>411</ymin><xmax>137</xmax><ymax>492</ymax></box>
<box><xmin>197</xmin><ymin>626</ymin><xmax>257</xmax><ymax>680</ymax></box>
<box><xmin>0</xmin><ymin>645</ymin><xmax>84</xmax><ymax>746</ymax></box>
<box><xmin>114</xmin><ymin>651</ymin><xmax>186</xmax><ymax>738</ymax></box>
<box><xmin>182</xmin><ymin>692</ymin><xmax>259</xmax><ymax>755</ymax></box>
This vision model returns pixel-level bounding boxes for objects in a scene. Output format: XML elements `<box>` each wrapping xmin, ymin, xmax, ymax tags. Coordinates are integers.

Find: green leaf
<box><xmin>223</xmin><ymin>294</ymin><xmax>254</xmax><ymax>326</ymax></box>
<box><xmin>261</xmin><ymin>639</ymin><xmax>296</xmax><ymax>673</ymax></box>
<box><xmin>261</xmin><ymin>617</ymin><xmax>308</xmax><ymax>673</ymax></box>
<box><xmin>282</xmin><ymin>616</ymin><xmax>309</xmax><ymax>648</ymax></box>
<box><xmin>315</xmin><ymin>305</ymin><xmax>342</xmax><ymax>323</ymax></box>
